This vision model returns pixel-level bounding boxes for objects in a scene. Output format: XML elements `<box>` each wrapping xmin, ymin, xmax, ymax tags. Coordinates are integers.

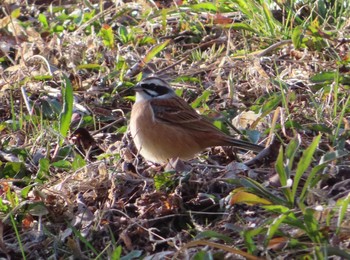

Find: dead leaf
<box><xmin>229</xmin><ymin>189</ymin><xmax>272</xmax><ymax>205</ymax></box>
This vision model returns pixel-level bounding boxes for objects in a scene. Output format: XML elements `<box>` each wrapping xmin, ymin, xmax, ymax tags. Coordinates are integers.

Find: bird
<box><xmin>130</xmin><ymin>76</ymin><xmax>264</xmax><ymax>163</ymax></box>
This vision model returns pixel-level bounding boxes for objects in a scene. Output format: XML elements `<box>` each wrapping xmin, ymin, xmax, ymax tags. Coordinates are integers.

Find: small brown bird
<box><xmin>130</xmin><ymin>77</ymin><xmax>264</xmax><ymax>163</ymax></box>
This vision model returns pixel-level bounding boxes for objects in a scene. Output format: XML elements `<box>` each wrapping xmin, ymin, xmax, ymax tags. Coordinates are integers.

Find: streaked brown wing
<box><xmin>150</xmin><ymin>96</ymin><xmax>219</xmax><ymax>132</ymax></box>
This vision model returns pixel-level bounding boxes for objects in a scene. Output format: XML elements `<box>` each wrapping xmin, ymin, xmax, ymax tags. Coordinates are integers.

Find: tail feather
<box><xmin>225</xmin><ymin>136</ymin><xmax>264</xmax><ymax>152</ymax></box>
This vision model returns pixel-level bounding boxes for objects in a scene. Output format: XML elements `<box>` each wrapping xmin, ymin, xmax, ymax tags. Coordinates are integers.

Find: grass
<box><xmin>1</xmin><ymin>0</ymin><xmax>350</xmax><ymax>259</ymax></box>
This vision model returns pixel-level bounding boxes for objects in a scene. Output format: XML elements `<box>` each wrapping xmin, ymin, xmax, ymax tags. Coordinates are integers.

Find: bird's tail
<box><xmin>225</xmin><ymin>136</ymin><xmax>265</xmax><ymax>152</ymax></box>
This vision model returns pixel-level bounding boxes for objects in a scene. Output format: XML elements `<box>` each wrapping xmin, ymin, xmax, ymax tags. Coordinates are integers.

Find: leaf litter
<box><xmin>0</xmin><ymin>0</ymin><xmax>350</xmax><ymax>259</ymax></box>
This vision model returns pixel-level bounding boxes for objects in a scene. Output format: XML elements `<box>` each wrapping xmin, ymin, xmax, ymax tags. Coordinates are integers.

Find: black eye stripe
<box><xmin>140</xmin><ymin>83</ymin><xmax>171</xmax><ymax>96</ymax></box>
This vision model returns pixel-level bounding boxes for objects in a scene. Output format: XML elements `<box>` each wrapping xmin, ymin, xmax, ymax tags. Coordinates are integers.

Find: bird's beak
<box><xmin>132</xmin><ymin>83</ymin><xmax>142</xmax><ymax>92</ymax></box>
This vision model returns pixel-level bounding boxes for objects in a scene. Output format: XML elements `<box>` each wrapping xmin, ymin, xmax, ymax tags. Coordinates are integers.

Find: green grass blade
<box><xmin>243</xmin><ymin>226</ymin><xmax>265</xmax><ymax>253</ymax></box>
<box><xmin>189</xmin><ymin>3</ymin><xmax>217</xmax><ymax>12</ymax></box>
<box><xmin>233</xmin><ymin>0</ymin><xmax>252</xmax><ymax>17</ymax></box>
<box><xmin>144</xmin><ymin>39</ymin><xmax>170</xmax><ymax>63</ymax></box>
<box><xmin>265</xmin><ymin>214</ymin><xmax>287</xmax><ymax>247</ymax></box>
<box><xmin>70</xmin><ymin>224</ymin><xmax>99</xmax><ymax>256</ymax></box>
<box><xmin>275</xmin><ymin>146</ymin><xmax>285</xmax><ymax>184</ymax></box>
<box><xmin>285</xmin><ymin>135</ymin><xmax>301</xmax><ymax>172</ymax></box>
<box><xmin>334</xmin><ymin>95</ymin><xmax>350</xmax><ymax>145</ymax></box>
<box><xmin>111</xmin><ymin>245</ymin><xmax>122</xmax><ymax>260</ymax></box>
<box><xmin>337</xmin><ymin>192</ymin><xmax>350</xmax><ymax>234</ymax></box>
<box><xmin>275</xmin><ymin>144</ymin><xmax>293</xmax><ymax>204</ymax></box>
<box><xmin>59</xmin><ymin>75</ymin><xmax>74</xmax><ymax>145</ymax></box>
<box><xmin>195</xmin><ymin>230</ymin><xmax>233</xmax><ymax>243</ymax></box>
<box><xmin>298</xmin><ymin>164</ymin><xmax>326</xmax><ymax>205</ymax></box>
<box><xmin>292</xmin><ymin>26</ymin><xmax>303</xmax><ymax>49</ymax></box>
<box><xmin>263</xmin><ymin>205</ymin><xmax>306</xmax><ymax>230</ymax></box>
<box><xmin>300</xmin><ymin>150</ymin><xmax>348</xmax><ymax>204</ymax></box>
<box><xmin>304</xmin><ymin>208</ymin><xmax>324</xmax><ymax>244</ymax></box>
<box><xmin>262</xmin><ymin>2</ymin><xmax>276</xmax><ymax>36</ymax></box>
<box><xmin>10</xmin><ymin>213</ymin><xmax>26</xmax><ymax>260</ymax></box>
<box><xmin>291</xmin><ymin>134</ymin><xmax>321</xmax><ymax>203</ymax></box>
<box><xmin>225</xmin><ymin>23</ymin><xmax>257</xmax><ymax>33</ymax></box>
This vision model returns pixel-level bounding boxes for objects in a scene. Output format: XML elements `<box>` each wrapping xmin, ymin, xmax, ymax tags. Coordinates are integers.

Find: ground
<box><xmin>0</xmin><ymin>0</ymin><xmax>350</xmax><ymax>259</ymax></box>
